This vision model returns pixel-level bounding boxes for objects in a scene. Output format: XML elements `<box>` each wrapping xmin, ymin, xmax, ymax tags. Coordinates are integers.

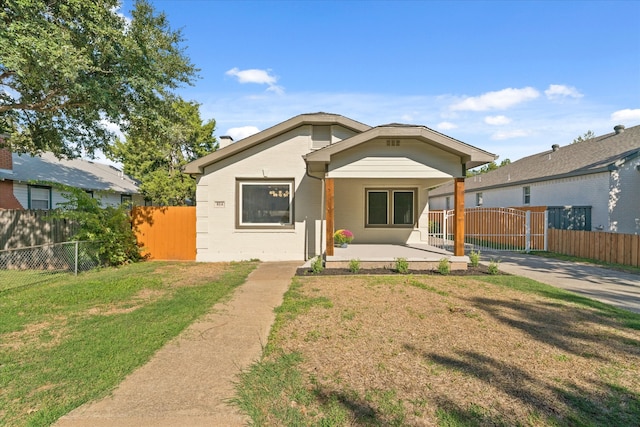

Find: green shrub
<box><xmin>311</xmin><ymin>256</ymin><xmax>324</xmax><ymax>274</ymax></box>
<box><xmin>349</xmin><ymin>259</ymin><xmax>361</xmax><ymax>273</ymax></box>
<box><xmin>437</xmin><ymin>258</ymin><xmax>450</xmax><ymax>275</ymax></box>
<box><xmin>488</xmin><ymin>260</ymin><xmax>500</xmax><ymax>275</ymax></box>
<box><xmin>469</xmin><ymin>250</ymin><xmax>481</xmax><ymax>267</ymax></box>
<box><xmin>395</xmin><ymin>257</ymin><xmax>409</xmax><ymax>274</ymax></box>
<box><xmin>51</xmin><ymin>185</ymin><xmax>142</xmax><ymax>266</ymax></box>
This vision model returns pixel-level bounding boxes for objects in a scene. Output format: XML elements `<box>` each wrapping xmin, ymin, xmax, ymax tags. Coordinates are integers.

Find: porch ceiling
<box><xmin>326</xmin><ymin>156</ymin><xmax>454</xmax><ymax>179</ymax></box>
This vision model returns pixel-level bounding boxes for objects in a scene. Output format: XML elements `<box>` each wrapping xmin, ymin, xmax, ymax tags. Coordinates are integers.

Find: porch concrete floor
<box><xmin>319</xmin><ymin>244</ymin><xmax>468</xmax><ymax>271</ymax></box>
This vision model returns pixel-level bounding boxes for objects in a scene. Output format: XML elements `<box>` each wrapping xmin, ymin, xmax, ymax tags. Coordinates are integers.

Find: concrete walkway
<box><xmin>55</xmin><ymin>261</ymin><xmax>300</xmax><ymax>427</ymax></box>
<box><xmin>489</xmin><ymin>252</ymin><xmax>640</xmax><ymax>313</ymax></box>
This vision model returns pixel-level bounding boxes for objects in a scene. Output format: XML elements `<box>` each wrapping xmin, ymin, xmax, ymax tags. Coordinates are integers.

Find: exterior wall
<box><xmin>0</xmin><ymin>181</ymin><xmax>24</xmax><ymax>209</ymax></box>
<box><xmin>195</xmin><ymin>125</ymin><xmax>358</xmax><ymax>262</ymax></box>
<box><xmin>430</xmin><ymin>172</ymin><xmax>612</xmax><ymax>232</ymax></box>
<box><xmin>334</xmin><ymin>178</ymin><xmax>432</xmax><ymax>244</ymax></box>
<box><xmin>13</xmin><ymin>182</ymin><xmax>142</xmax><ymax>209</ymax></box>
<box><xmin>0</xmin><ymin>148</ymin><xmax>12</xmax><ymax>170</ymax></box>
<box><xmin>610</xmin><ymin>156</ymin><xmax>640</xmax><ymax>234</ymax></box>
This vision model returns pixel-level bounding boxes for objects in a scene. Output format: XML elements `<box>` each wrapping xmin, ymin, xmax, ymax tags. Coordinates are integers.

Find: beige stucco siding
<box><xmin>333</xmin><ymin>178</ymin><xmax>435</xmax><ymax>245</ymax></box>
<box><xmin>195</xmin><ymin>125</ymin><xmax>358</xmax><ymax>262</ymax></box>
<box><xmin>328</xmin><ymin>139</ymin><xmax>462</xmax><ymax>179</ymax></box>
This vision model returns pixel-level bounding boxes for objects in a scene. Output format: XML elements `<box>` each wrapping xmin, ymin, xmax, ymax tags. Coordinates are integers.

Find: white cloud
<box><xmin>545</xmin><ymin>84</ymin><xmax>583</xmax><ymax>100</ymax></box>
<box><xmin>611</xmin><ymin>108</ymin><xmax>640</xmax><ymax>123</ymax></box>
<box><xmin>450</xmin><ymin>87</ymin><xmax>540</xmax><ymax>111</ymax></box>
<box><xmin>484</xmin><ymin>115</ymin><xmax>511</xmax><ymax>125</ymax></box>
<box><xmin>437</xmin><ymin>121</ymin><xmax>457</xmax><ymax>130</ymax></box>
<box><xmin>225</xmin><ymin>67</ymin><xmax>284</xmax><ymax>94</ymax></box>
<box><xmin>227</xmin><ymin>126</ymin><xmax>260</xmax><ymax>141</ymax></box>
<box><xmin>491</xmin><ymin>129</ymin><xmax>530</xmax><ymax>140</ymax></box>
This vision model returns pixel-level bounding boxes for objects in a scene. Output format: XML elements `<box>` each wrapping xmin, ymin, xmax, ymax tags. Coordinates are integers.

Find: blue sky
<box><xmin>123</xmin><ymin>0</ymin><xmax>640</xmax><ymax>163</ymax></box>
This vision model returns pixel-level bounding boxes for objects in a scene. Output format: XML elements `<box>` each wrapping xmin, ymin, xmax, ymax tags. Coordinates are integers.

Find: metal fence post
<box><xmin>543</xmin><ymin>210</ymin><xmax>549</xmax><ymax>251</ymax></box>
<box><xmin>74</xmin><ymin>241</ymin><xmax>78</xmax><ymax>275</ymax></box>
<box><xmin>525</xmin><ymin>211</ymin><xmax>531</xmax><ymax>253</ymax></box>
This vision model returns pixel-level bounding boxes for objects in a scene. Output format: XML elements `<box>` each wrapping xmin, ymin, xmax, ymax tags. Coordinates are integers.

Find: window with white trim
<box><xmin>28</xmin><ymin>185</ymin><xmax>51</xmax><ymax>210</ymax></box>
<box><xmin>237</xmin><ymin>180</ymin><xmax>294</xmax><ymax>228</ymax></box>
<box><xmin>366</xmin><ymin>188</ymin><xmax>416</xmax><ymax>227</ymax></box>
<box><xmin>523</xmin><ymin>186</ymin><xmax>531</xmax><ymax>205</ymax></box>
<box><xmin>476</xmin><ymin>192</ymin><xmax>483</xmax><ymax>207</ymax></box>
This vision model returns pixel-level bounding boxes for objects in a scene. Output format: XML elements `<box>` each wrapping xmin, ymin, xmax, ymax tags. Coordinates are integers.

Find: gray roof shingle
<box><xmin>0</xmin><ymin>152</ymin><xmax>139</xmax><ymax>194</ymax></box>
<box><xmin>430</xmin><ymin>124</ymin><xmax>640</xmax><ymax>196</ymax></box>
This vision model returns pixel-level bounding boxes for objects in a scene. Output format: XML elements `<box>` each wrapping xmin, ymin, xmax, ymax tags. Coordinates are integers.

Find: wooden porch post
<box><xmin>454</xmin><ymin>177</ymin><xmax>465</xmax><ymax>256</ymax></box>
<box><xmin>325</xmin><ymin>178</ymin><xmax>334</xmax><ymax>256</ymax></box>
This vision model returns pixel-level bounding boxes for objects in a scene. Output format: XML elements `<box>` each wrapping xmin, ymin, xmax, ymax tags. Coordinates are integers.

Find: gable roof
<box><xmin>304</xmin><ymin>123</ymin><xmax>496</xmax><ymax>169</ymax></box>
<box><xmin>429</xmin><ymin>124</ymin><xmax>640</xmax><ymax>196</ymax></box>
<box><xmin>183</xmin><ymin>112</ymin><xmax>371</xmax><ymax>175</ymax></box>
<box><xmin>0</xmin><ymin>152</ymin><xmax>140</xmax><ymax>194</ymax></box>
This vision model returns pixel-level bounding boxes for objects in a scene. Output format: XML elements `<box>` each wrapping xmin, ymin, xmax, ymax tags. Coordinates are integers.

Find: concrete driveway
<box><xmin>489</xmin><ymin>252</ymin><xmax>640</xmax><ymax>313</ymax></box>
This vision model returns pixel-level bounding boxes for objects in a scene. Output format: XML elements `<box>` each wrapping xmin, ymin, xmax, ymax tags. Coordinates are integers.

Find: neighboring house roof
<box><xmin>184</xmin><ymin>112</ymin><xmax>371</xmax><ymax>175</ymax></box>
<box><xmin>304</xmin><ymin>123</ymin><xmax>496</xmax><ymax>169</ymax></box>
<box><xmin>430</xmin><ymin>124</ymin><xmax>640</xmax><ymax>196</ymax></box>
<box><xmin>0</xmin><ymin>152</ymin><xmax>140</xmax><ymax>193</ymax></box>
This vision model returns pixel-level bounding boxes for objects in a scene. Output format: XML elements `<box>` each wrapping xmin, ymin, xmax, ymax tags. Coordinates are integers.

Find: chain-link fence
<box><xmin>0</xmin><ymin>241</ymin><xmax>103</xmax><ymax>290</ymax></box>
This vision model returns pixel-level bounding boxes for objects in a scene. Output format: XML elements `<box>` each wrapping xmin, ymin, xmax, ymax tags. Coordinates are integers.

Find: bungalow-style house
<box><xmin>0</xmin><ymin>147</ymin><xmax>143</xmax><ymax>210</ymax></box>
<box><xmin>429</xmin><ymin>124</ymin><xmax>640</xmax><ymax>234</ymax></box>
<box><xmin>184</xmin><ymin>112</ymin><xmax>496</xmax><ymax>264</ymax></box>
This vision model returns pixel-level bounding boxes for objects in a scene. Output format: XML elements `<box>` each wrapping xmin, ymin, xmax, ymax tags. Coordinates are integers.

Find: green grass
<box><xmin>0</xmin><ymin>260</ymin><xmax>257</xmax><ymax>427</ymax></box>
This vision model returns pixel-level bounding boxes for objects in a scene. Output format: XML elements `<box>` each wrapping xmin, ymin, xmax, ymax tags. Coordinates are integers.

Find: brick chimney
<box><xmin>0</xmin><ymin>137</ymin><xmax>11</xmax><ymax>171</ymax></box>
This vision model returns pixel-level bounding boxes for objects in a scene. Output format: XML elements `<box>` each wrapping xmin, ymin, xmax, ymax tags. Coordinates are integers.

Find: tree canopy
<box><xmin>572</xmin><ymin>130</ymin><xmax>595</xmax><ymax>144</ymax></box>
<box><xmin>0</xmin><ymin>0</ymin><xmax>197</xmax><ymax>158</ymax></box>
<box><xmin>113</xmin><ymin>100</ymin><xmax>216</xmax><ymax>206</ymax></box>
<box><xmin>467</xmin><ymin>158</ymin><xmax>511</xmax><ymax>176</ymax></box>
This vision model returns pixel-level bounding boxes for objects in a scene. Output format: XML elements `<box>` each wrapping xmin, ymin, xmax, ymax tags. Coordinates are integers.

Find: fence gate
<box><xmin>428</xmin><ymin>207</ymin><xmax>548</xmax><ymax>253</ymax></box>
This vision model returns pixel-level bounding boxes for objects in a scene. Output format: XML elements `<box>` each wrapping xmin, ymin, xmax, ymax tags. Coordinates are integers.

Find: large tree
<box><xmin>0</xmin><ymin>0</ymin><xmax>196</xmax><ymax>158</ymax></box>
<box><xmin>113</xmin><ymin>100</ymin><xmax>216</xmax><ymax>205</ymax></box>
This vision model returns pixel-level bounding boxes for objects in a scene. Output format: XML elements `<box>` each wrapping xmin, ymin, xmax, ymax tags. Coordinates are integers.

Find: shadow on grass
<box><xmin>413</xmin><ymin>349</ymin><xmax>640</xmax><ymax>426</ymax></box>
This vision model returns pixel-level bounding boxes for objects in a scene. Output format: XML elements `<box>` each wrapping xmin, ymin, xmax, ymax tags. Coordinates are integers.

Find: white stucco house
<box><xmin>184</xmin><ymin>113</ymin><xmax>495</xmax><ymax>262</ymax></box>
<box><xmin>429</xmin><ymin>124</ymin><xmax>640</xmax><ymax>234</ymax></box>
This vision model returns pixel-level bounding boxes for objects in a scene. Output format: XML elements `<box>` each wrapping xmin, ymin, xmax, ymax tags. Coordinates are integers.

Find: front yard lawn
<box><xmin>0</xmin><ymin>260</ymin><xmax>257</xmax><ymax>427</ymax></box>
<box><xmin>235</xmin><ymin>274</ymin><xmax>640</xmax><ymax>426</ymax></box>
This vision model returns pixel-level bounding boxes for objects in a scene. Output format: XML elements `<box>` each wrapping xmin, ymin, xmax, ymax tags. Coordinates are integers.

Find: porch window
<box><xmin>28</xmin><ymin>185</ymin><xmax>51</xmax><ymax>210</ymax></box>
<box><xmin>366</xmin><ymin>188</ymin><xmax>415</xmax><ymax>227</ymax></box>
<box><xmin>237</xmin><ymin>180</ymin><xmax>294</xmax><ymax>228</ymax></box>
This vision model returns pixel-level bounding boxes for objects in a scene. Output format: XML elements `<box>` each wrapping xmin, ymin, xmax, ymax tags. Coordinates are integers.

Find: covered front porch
<box><xmin>324</xmin><ymin>243</ymin><xmax>470</xmax><ymax>271</ymax></box>
<box><xmin>303</xmin><ymin>123</ymin><xmax>497</xmax><ymax>270</ymax></box>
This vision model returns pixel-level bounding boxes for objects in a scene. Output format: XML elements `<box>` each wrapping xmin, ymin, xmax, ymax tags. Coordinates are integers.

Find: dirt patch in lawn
<box><xmin>268</xmin><ymin>275</ymin><xmax>640</xmax><ymax>425</ymax></box>
<box><xmin>153</xmin><ymin>262</ymin><xmax>229</xmax><ymax>287</ymax></box>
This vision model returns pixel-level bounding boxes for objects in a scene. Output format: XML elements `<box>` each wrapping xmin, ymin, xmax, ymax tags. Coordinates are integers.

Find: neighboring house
<box><xmin>0</xmin><ymin>147</ymin><xmax>143</xmax><ymax>210</ymax></box>
<box><xmin>184</xmin><ymin>112</ymin><xmax>495</xmax><ymax>262</ymax></box>
<box><xmin>429</xmin><ymin>124</ymin><xmax>640</xmax><ymax>234</ymax></box>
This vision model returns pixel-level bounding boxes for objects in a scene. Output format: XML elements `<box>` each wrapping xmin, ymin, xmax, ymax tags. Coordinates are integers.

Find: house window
<box><xmin>85</xmin><ymin>190</ymin><xmax>94</xmax><ymax>198</ymax></box>
<box><xmin>476</xmin><ymin>192</ymin><xmax>483</xmax><ymax>207</ymax></box>
<box><xmin>237</xmin><ymin>180</ymin><xmax>294</xmax><ymax>228</ymax></box>
<box><xmin>523</xmin><ymin>186</ymin><xmax>531</xmax><ymax>205</ymax></box>
<box><xmin>28</xmin><ymin>185</ymin><xmax>51</xmax><ymax>210</ymax></box>
<box><xmin>445</xmin><ymin>196</ymin><xmax>451</xmax><ymax>211</ymax></box>
<box><xmin>121</xmin><ymin>194</ymin><xmax>132</xmax><ymax>206</ymax></box>
<box><xmin>366</xmin><ymin>188</ymin><xmax>416</xmax><ymax>227</ymax></box>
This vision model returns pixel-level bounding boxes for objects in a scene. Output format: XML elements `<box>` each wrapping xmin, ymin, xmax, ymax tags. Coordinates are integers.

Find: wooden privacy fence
<box><xmin>0</xmin><ymin>209</ymin><xmax>79</xmax><ymax>250</ymax></box>
<box><xmin>131</xmin><ymin>206</ymin><xmax>196</xmax><ymax>261</ymax></box>
<box><xmin>548</xmin><ymin>229</ymin><xmax>640</xmax><ymax>267</ymax></box>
